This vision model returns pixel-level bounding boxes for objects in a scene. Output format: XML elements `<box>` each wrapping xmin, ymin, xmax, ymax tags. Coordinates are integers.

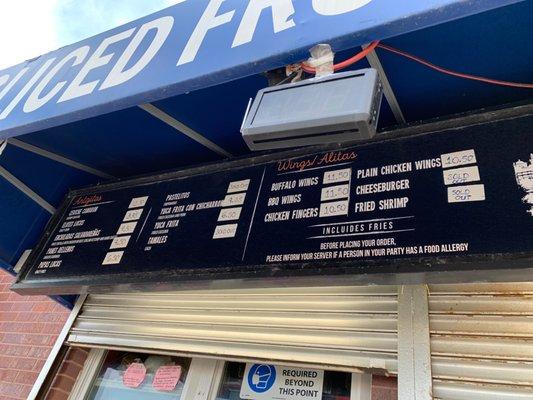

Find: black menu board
<box><xmin>12</xmin><ymin>113</ymin><xmax>533</xmax><ymax>294</ymax></box>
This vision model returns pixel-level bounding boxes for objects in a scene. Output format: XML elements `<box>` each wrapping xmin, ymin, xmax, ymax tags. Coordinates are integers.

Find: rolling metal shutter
<box><xmin>67</xmin><ymin>285</ymin><xmax>399</xmax><ymax>372</ymax></box>
<box><xmin>428</xmin><ymin>283</ymin><xmax>533</xmax><ymax>400</ymax></box>
<box><xmin>67</xmin><ymin>282</ymin><xmax>532</xmax><ymax>398</ymax></box>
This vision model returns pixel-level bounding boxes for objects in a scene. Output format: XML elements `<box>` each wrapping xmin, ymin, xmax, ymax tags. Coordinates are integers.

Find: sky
<box><xmin>0</xmin><ymin>0</ymin><xmax>179</xmax><ymax>69</ymax></box>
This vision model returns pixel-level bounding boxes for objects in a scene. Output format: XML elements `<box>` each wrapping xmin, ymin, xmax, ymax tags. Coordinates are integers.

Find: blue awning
<box><xmin>0</xmin><ymin>0</ymin><xmax>531</xmax><ymax>299</ymax></box>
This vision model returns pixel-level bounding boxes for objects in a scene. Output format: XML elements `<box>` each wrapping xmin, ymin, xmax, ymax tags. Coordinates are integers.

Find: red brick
<box><xmin>0</xmin><ymin>357</ymin><xmax>11</xmax><ymax>369</ymax></box>
<box><xmin>3</xmin><ymin>320</ymin><xmax>15</xmax><ymax>329</ymax></box>
<box><xmin>37</xmin><ymin>313</ymin><xmax>67</xmax><ymax>323</ymax></box>
<box><xmin>0</xmin><ymin>370</ymin><xmax>18</xmax><ymax>383</ymax></box>
<box><xmin>66</xmin><ymin>348</ymin><xmax>89</xmax><ymax>366</ymax></box>
<box><xmin>0</xmin><ymin>382</ymin><xmax>26</xmax><ymax>398</ymax></box>
<box><xmin>50</xmin><ymin>374</ymin><xmax>75</xmax><ymax>393</ymax></box>
<box><xmin>15</xmin><ymin>312</ymin><xmax>40</xmax><ymax>322</ymax></box>
<box><xmin>52</xmin><ymin>303</ymin><xmax>68</xmax><ymax>313</ymax></box>
<box><xmin>0</xmin><ymin>312</ymin><xmax>18</xmax><ymax>322</ymax></box>
<box><xmin>2</xmin><ymin>322</ymin><xmax>44</xmax><ymax>334</ymax></box>
<box><xmin>372</xmin><ymin>375</ymin><xmax>397</xmax><ymax>400</ymax></box>
<box><xmin>9</xmin><ymin>302</ymin><xmax>35</xmax><ymax>312</ymax></box>
<box><xmin>372</xmin><ymin>386</ymin><xmax>396</xmax><ymax>400</ymax></box>
<box><xmin>40</xmin><ymin>323</ymin><xmax>64</xmax><ymax>335</ymax></box>
<box><xmin>33</xmin><ymin>359</ymin><xmax>46</xmax><ymax>372</ymax></box>
<box><xmin>45</xmin><ymin>388</ymin><xmax>69</xmax><ymax>400</ymax></box>
<box><xmin>0</xmin><ymin>344</ymin><xmax>31</xmax><ymax>357</ymax></box>
<box><xmin>27</xmin><ymin>346</ymin><xmax>52</xmax><ymax>359</ymax></box>
<box><xmin>2</xmin><ymin>333</ymin><xmax>53</xmax><ymax>346</ymax></box>
<box><xmin>38</xmin><ymin>347</ymin><xmax>90</xmax><ymax>399</ymax></box>
<box><xmin>58</xmin><ymin>360</ymin><xmax>83</xmax><ymax>380</ymax></box>
<box><xmin>13</xmin><ymin>371</ymin><xmax>39</xmax><ymax>386</ymax></box>
<box><xmin>31</xmin><ymin>303</ymin><xmax>55</xmax><ymax>313</ymax></box>
<box><xmin>372</xmin><ymin>375</ymin><xmax>397</xmax><ymax>388</ymax></box>
<box><xmin>7</xmin><ymin>293</ymin><xmax>25</xmax><ymax>302</ymax></box>
<box><xmin>19</xmin><ymin>385</ymin><xmax>32</xmax><ymax>399</ymax></box>
<box><xmin>2</xmin><ymin>357</ymin><xmax>37</xmax><ymax>371</ymax></box>
<box><xmin>36</xmin><ymin>295</ymin><xmax>53</xmax><ymax>302</ymax></box>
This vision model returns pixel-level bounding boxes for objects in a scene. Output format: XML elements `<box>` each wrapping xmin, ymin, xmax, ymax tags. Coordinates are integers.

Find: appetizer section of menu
<box><xmin>20</xmin><ymin>119</ymin><xmax>533</xmax><ymax>288</ymax></box>
<box><xmin>34</xmin><ymin>168</ymin><xmax>266</xmax><ymax>278</ymax></box>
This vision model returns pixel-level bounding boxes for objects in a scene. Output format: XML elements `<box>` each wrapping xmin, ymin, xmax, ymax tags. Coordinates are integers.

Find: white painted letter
<box><xmin>0</xmin><ymin>75</ymin><xmax>8</xmax><ymax>91</ymax></box>
<box><xmin>101</xmin><ymin>16</ymin><xmax>174</xmax><ymax>90</ymax></box>
<box><xmin>312</xmin><ymin>0</ymin><xmax>372</xmax><ymax>16</ymax></box>
<box><xmin>24</xmin><ymin>47</ymin><xmax>90</xmax><ymax>113</ymax></box>
<box><xmin>59</xmin><ymin>28</ymin><xmax>135</xmax><ymax>102</ymax></box>
<box><xmin>232</xmin><ymin>0</ymin><xmax>295</xmax><ymax>48</ymax></box>
<box><xmin>0</xmin><ymin>61</ymin><xmax>54</xmax><ymax>120</ymax></box>
<box><xmin>177</xmin><ymin>0</ymin><xmax>235</xmax><ymax>66</ymax></box>
<box><xmin>0</xmin><ymin>68</ymin><xmax>29</xmax><ymax>103</ymax></box>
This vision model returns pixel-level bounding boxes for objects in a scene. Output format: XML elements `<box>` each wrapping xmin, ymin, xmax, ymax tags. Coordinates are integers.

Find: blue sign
<box><xmin>248</xmin><ymin>364</ymin><xmax>276</xmax><ymax>393</ymax></box>
<box><xmin>0</xmin><ymin>0</ymin><xmax>521</xmax><ymax>140</ymax></box>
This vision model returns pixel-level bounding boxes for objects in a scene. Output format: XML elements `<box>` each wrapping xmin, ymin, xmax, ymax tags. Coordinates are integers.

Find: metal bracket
<box><xmin>139</xmin><ymin>103</ymin><xmax>232</xmax><ymax>158</ymax></box>
<box><xmin>363</xmin><ymin>45</ymin><xmax>406</xmax><ymax>124</ymax></box>
<box><xmin>14</xmin><ymin>249</ymin><xmax>32</xmax><ymax>273</ymax></box>
<box><xmin>0</xmin><ymin>164</ymin><xmax>56</xmax><ymax>214</ymax></box>
<box><xmin>8</xmin><ymin>138</ymin><xmax>115</xmax><ymax>180</ymax></box>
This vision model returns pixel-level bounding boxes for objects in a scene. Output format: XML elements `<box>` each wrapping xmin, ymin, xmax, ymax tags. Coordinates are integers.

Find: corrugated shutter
<box><xmin>67</xmin><ymin>282</ymin><xmax>533</xmax><ymax>398</ymax></box>
<box><xmin>428</xmin><ymin>283</ymin><xmax>533</xmax><ymax>400</ymax></box>
<box><xmin>67</xmin><ymin>285</ymin><xmax>399</xmax><ymax>372</ymax></box>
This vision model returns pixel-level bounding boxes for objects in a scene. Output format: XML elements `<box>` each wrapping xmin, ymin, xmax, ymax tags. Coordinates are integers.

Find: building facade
<box><xmin>0</xmin><ymin>269</ymin><xmax>68</xmax><ymax>400</ymax></box>
<box><xmin>0</xmin><ymin>1</ymin><xmax>532</xmax><ymax>400</ymax></box>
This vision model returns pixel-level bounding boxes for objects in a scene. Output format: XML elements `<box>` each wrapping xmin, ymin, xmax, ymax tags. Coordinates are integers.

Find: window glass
<box><xmin>216</xmin><ymin>362</ymin><xmax>351</xmax><ymax>400</ymax></box>
<box><xmin>86</xmin><ymin>351</ymin><xmax>191</xmax><ymax>400</ymax></box>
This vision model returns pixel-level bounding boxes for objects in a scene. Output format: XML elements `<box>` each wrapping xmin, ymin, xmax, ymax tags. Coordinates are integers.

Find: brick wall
<box><xmin>43</xmin><ymin>347</ymin><xmax>89</xmax><ymax>400</ymax></box>
<box><xmin>0</xmin><ymin>269</ymin><xmax>69</xmax><ymax>400</ymax></box>
<box><xmin>372</xmin><ymin>375</ymin><xmax>398</xmax><ymax>399</ymax></box>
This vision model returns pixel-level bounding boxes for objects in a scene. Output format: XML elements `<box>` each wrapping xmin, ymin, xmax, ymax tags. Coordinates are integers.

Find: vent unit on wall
<box><xmin>241</xmin><ymin>69</ymin><xmax>383</xmax><ymax>151</ymax></box>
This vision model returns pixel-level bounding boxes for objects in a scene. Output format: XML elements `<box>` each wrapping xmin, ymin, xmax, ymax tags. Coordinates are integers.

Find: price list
<box><xmin>17</xmin><ymin>119</ymin><xmax>533</xmax><ymax>293</ymax></box>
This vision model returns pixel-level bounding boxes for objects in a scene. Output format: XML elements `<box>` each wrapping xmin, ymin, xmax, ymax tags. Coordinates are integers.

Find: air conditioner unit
<box><xmin>241</xmin><ymin>68</ymin><xmax>383</xmax><ymax>151</ymax></box>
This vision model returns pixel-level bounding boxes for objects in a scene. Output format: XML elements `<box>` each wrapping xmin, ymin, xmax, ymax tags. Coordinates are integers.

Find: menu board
<box><xmin>12</xmin><ymin>115</ymin><xmax>533</xmax><ymax>294</ymax></box>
